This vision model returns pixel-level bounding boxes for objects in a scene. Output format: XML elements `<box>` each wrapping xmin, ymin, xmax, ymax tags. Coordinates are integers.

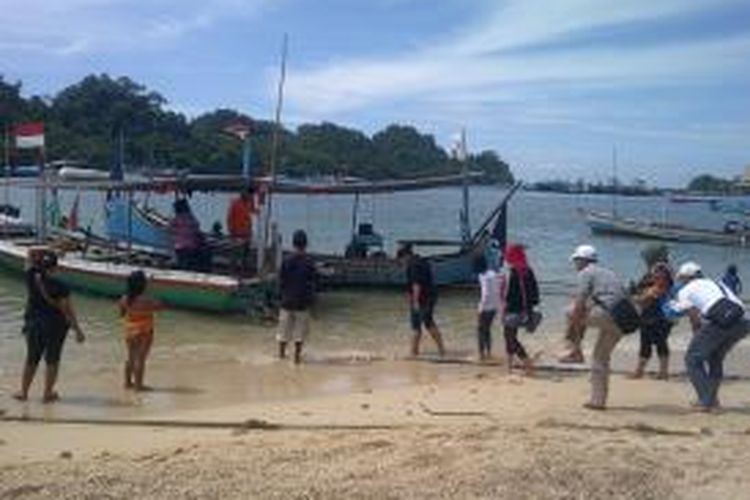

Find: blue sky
<box><xmin>2</xmin><ymin>0</ymin><xmax>749</xmax><ymax>187</ymax></box>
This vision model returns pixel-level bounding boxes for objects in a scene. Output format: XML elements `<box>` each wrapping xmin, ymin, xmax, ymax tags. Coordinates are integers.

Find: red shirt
<box><xmin>227</xmin><ymin>196</ymin><xmax>254</xmax><ymax>239</ymax></box>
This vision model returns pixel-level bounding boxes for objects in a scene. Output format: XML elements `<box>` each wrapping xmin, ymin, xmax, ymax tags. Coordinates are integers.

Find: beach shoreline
<box><xmin>2</xmin><ymin>360</ymin><xmax>750</xmax><ymax>499</ymax></box>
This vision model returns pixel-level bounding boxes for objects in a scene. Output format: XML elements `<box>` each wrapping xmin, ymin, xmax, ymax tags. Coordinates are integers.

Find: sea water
<box><xmin>1</xmin><ymin>186</ymin><xmax>749</xmax><ymax>418</ymax></box>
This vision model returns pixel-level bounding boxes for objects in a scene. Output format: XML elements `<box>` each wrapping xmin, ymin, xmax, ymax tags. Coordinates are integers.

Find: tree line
<box><xmin>0</xmin><ymin>74</ymin><xmax>514</xmax><ymax>183</ymax></box>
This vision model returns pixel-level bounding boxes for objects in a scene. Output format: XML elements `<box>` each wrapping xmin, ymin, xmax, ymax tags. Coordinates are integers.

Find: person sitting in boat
<box><xmin>169</xmin><ymin>198</ymin><xmax>209</xmax><ymax>272</ymax></box>
<box><xmin>723</xmin><ymin>220</ymin><xmax>742</xmax><ymax>234</ymax></box>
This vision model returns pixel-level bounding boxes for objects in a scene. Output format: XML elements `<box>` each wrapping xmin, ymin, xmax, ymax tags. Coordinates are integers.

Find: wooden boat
<box><xmin>100</xmin><ymin>174</ymin><xmax>519</xmax><ymax>287</ymax></box>
<box><xmin>0</xmin><ymin>238</ymin><xmax>272</xmax><ymax>314</ymax></box>
<box><xmin>583</xmin><ymin>210</ymin><xmax>750</xmax><ymax>247</ymax></box>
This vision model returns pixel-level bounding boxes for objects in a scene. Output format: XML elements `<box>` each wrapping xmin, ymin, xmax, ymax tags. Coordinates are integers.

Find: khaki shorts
<box><xmin>277</xmin><ymin>309</ymin><xmax>310</xmax><ymax>343</ymax></box>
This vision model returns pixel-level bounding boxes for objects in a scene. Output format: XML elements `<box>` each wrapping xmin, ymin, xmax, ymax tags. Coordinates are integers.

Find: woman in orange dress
<box><xmin>119</xmin><ymin>271</ymin><xmax>162</xmax><ymax>391</ymax></box>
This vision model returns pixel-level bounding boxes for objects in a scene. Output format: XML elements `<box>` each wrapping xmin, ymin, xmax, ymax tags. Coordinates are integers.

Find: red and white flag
<box><xmin>14</xmin><ymin>122</ymin><xmax>45</xmax><ymax>149</ymax></box>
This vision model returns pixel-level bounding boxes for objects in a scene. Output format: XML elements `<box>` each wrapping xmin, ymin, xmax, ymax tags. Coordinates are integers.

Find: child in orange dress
<box><xmin>119</xmin><ymin>271</ymin><xmax>162</xmax><ymax>391</ymax></box>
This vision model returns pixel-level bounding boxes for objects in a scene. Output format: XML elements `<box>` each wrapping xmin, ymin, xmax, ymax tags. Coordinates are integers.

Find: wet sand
<box><xmin>2</xmin><ymin>284</ymin><xmax>750</xmax><ymax>498</ymax></box>
<box><xmin>2</xmin><ymin>366</ymin><xmax>750</xmax><ymax>499</ymax></box>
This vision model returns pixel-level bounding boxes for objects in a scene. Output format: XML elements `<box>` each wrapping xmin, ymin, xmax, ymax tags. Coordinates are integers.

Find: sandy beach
<box><xmin>3</xmin><ymin>358</ymin><xmax>750</xmax><ymax>499</ymax></box>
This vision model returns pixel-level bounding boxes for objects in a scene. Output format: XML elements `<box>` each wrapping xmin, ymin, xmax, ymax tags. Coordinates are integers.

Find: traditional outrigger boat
<box><xmin>0</xmin><ymin>238</ymin><xmax>264</xmax><ymax>313</ymax></box>
<box><xmin>0</xmin><ymin>175</ymin><xmax>280</xmax><ymax>314</ymax></box>
<box><xmin>583</xmin><ymin>210</ymin><xmax>750</xmax><ymax>247</ymax></box>
<box><xmin>101</xmin><ymin>174</ymin><xmax>521</xmax><ymax>287</ymax></box>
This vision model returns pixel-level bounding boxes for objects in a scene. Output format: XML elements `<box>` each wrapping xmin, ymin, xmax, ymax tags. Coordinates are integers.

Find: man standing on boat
<box><xmin>398</xmin><ymin>243</ymin><xmax>446</xmax><ymax>358</ymax></box>
<box><xmin>227</xmin><ymin>186</ymin><xmax>256</xmax><ymax>242</ymax></box>
<box><xmin>226</xmin><ymin>186</ymin><xmax>257</xmax><ymax>273</ymax></box>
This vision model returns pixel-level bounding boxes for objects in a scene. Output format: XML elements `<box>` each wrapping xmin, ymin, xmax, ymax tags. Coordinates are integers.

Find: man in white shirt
<box><xmin>669</xmin><ymin>262</ymin><xmax>747</xmax><ymax>411</ymax></box>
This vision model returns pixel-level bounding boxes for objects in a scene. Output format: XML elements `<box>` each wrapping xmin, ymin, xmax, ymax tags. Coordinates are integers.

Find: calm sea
<box><xmin>1</xmin><ymin>185</ymin><xmax>749</xmax><ymax>418</ymax></box>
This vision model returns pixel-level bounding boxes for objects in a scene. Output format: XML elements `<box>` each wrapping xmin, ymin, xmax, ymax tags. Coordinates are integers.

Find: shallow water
<box><xmin>1</xmin><ymin>187</ymin><xmax>750</xmax><ymax>419</ymax></box>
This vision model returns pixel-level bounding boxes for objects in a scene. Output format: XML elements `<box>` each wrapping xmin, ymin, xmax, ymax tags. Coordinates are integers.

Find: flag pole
<box><xmin>2</xmin><ymin>124</ymin><xmax>8</xmax><ymax>237</ymax></box>
<box><xmin>37</xmin><ymin>145</ymin><xmax>47</xmax><ymax>242</ymax></box>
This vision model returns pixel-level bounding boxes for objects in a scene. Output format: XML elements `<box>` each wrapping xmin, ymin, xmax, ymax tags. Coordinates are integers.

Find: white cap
<box><xmin>570</xmin><ymin>244</ymin><xmax>598</xmax><ymax>262</ymax></box>
<box><xmin>677</xmin><ymin>261</ymin><xmax>702</xmax><ymax>279</ymax></box>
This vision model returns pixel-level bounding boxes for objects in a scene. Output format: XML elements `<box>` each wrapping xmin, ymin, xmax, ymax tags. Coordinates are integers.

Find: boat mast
<box><xmin>459</xmin><ymin>128</ymin><xmax>471</xmax><ymax>244</ymax></box>
<box><xmin>2</xmin><ymin>125</ymin><xmax>9</xmax><ymax>236</ymax></box>
<box><xmin>263</xmin><ymin>33</ymin><xmax>289</xmax><ymax>252</ymax></box>
<box><xmin>612</xmin><ymin>145</ymin><xmax>618</xmax><ymax>217</ymax></box>
<box><xmin>36</xmin><ymin>146</ymin><xmax>47</xmax><ymax>242</ymax></box>
<box><xmin>3</xmin><ymin>124</ymin><xmax>9</xmax><ymax>203</ymax></box>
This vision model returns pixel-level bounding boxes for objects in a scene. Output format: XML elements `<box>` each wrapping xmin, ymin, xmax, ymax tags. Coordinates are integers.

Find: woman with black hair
<box><xmin>119</xmin><ymin>270</ymin><xmax>163</xmax><ymax>390</ymax></box>
<box><xmin>169</xmin><ymin>198</ymin><xmax>210</xmax><ymax>271</ymax></box>
<box><xmin>14</xmin><ymin>251</ymin><xmax>85</xmax><ymax>403</ymax></box>
<box><xmin>474</xmin><ymin>254</ymin><xmax>501</xmax><ymax>361</ymax></box>
<box><xmin>501</xmin><ymin>244</ymin><xmax>539</xmax><ymax>375</ymax></box>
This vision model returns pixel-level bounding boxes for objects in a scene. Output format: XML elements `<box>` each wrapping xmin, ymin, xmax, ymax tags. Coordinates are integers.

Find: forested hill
<box><xmin>0</xmin><ymin>74</ymin><xmax>514</xmax><ymax>183</ymax></box>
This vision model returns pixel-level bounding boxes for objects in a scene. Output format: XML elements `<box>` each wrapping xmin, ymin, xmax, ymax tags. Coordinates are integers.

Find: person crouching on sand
<box><xmin>277</xmin><ymin>229</ymin><xmax>317</xmax><ymax>364</ymax></box>
<box><xmin>474</xmin><ymin>254</ymin><xmax>500</xmax><ymax>361</ymax></box>
<box><xmin>561</xmin><ymin>245</ymin><xmax>627</xmax><ymax>410</ymax></box>
<box><xmin>668</xmin><ymin>262</ymin><xmax>748</xmax><ymax>412</ymax></box>
<box><xmin>15</xmin><ymin>251</ymin><xmax>85</xmax><ymax>403</ymax></box>
<box><xmin>119</xmin><ymin>270</ymin><xmax>162</xmax><ymax>391</ymax></box>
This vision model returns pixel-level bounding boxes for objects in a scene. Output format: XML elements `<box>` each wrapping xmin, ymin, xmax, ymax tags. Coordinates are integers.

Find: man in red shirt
<box><xmin>227</xmin><ymin>186</ymin><xmax>256</xmax><ymax>240</ymax></box>
<box><xmin>226</xmin><ymin>186</ymin><xmax>257</xmax><ymax>274</ymax></box>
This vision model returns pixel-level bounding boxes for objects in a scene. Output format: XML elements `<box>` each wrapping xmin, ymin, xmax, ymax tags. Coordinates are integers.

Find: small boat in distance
<box><xmin>669</xmin><ymin>194</ymin><xmax>721</xmax><ymax>204</ymax></box>
<box><xmin>583</xmin><ymin>210</ymin><xmax>750</xmax><ymax>247</ymax></box>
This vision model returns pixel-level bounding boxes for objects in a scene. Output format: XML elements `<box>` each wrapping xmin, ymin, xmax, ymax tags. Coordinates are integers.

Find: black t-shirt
<box><xmin>406</xmin><ymin>256</ymin><xmax>437</xmax><ymax>304</ymax></box>
<box><xmin>279</xmin><ymin>253</ymin><xmax>316</xmax><ymax>311</ymax></box>
<box><xmin>505</xmin><ymin>268</ymin><xmax>539</xmax><ymax>314</ymax></box>
<box><xmin>25</xmin><ymin>267</ymin><xmax>70</xmax><ymax>326</ymax></box>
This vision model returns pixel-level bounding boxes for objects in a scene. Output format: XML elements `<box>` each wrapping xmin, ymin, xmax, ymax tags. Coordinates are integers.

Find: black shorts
<box><xmin>25</xmin><ymin>318</ymin><xmax>68</xmax><ymax>366</ymax></box>
<box><xmin>410</xmin><ymin>297</ymin><xmax>437</xmax><ymax>331</ymax></box>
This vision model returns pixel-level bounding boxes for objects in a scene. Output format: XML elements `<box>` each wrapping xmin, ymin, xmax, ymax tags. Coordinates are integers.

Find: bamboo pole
<box><xmin>262</xmin><ymin>33</ymin><xmax>289</xmax><ymax>270</ymax></box>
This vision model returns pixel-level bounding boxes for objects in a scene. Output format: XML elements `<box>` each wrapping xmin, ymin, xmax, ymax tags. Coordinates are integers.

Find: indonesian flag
<box><xmin>14</xmin><ymin>122</ymin><xmax>45</xmax><ymax>149</ymax></box>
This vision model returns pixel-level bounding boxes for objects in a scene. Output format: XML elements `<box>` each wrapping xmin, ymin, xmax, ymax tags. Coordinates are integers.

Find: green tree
<box><xmin>0</xmin><ymin>74</ymin><xmax>516</xmax><ymax>182</ymax></box>
<box><xmin>687</xmin><ymin>174</ymin><xmax>733</xmax><ymax>193</ymax></box>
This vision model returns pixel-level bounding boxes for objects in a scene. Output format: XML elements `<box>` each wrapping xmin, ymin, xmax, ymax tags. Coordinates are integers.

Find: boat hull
<box><xmin>314</xmin><ymin>250</ymin><xmax>478</xmax><ymax>287</ymax></box>
<box><xmin>585</xmin><ymin>211</ymin><xmax>750</xmax><ymax>247</ymax></box>
<box><xmin>0</xmin><ymin>240</ymin><xmax>268</xmax><ymax>313</ymax></box>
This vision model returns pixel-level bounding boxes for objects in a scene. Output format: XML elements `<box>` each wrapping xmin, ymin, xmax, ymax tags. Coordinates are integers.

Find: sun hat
<box><xmin>676</xmin><ymin>261</ymin><xmax>702</xmax><ymax>279</ymax></box>
<box><xmin>570</xmin><ymin>244</ymin><xmax>598</xmax><ymax>262</ymax></box>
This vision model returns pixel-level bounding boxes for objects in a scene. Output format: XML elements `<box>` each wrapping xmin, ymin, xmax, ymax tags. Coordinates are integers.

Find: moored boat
<box><xmin>0</xmin><ymin>238</ymin><xmax>271</xmax><ymax>313</ymax></box>
<box><xmin>583</xmin><ymin>210</ymin><xmax>750</xmax><ymax>247</ymax></box>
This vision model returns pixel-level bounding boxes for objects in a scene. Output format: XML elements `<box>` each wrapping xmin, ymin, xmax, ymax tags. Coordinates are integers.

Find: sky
<box><xmin>1</xmin><ymin>0</ymin><xmax>749</xmax><ymax>187</ymax></box>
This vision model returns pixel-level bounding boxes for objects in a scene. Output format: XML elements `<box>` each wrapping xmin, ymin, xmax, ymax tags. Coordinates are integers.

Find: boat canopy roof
<box><xmin>0</xmin><ymin>172</ymin><xmax>486</xmax><ymax>195</ymax></box>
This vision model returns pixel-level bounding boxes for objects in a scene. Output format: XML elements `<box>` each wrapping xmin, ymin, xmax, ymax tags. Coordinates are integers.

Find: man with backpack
<box><xmin>669</xmin><ymin>262</ymin><xmax>748</xmax><ymax>412</ymax></box>
<box><xmin>561</xmin><ymin>244</ymin><xmax>631</xmax><ymax>410</ymax></box>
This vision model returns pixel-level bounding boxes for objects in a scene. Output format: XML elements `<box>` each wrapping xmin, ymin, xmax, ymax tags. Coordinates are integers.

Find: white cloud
<box><xmin>0</xmin><ymin>0</ymin><xmax>270</xmax><ymax>56</ymax></box>
<box><xmin>281</xmin><ymin>0</ymin><xmax>750</xmax><ymax>183</ymax></box>
<box><xmin>286</xmin><ymin>0</ymin><xmax>750</xmax><ymax>115</ymax></box>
